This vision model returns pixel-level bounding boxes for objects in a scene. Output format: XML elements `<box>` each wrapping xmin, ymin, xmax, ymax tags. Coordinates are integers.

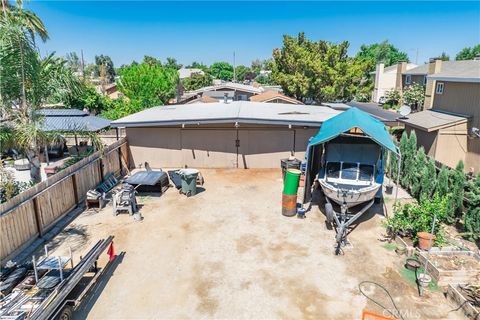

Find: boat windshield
<box><xmin>326</xmin><ymin>162</ymin><xmax>341</xmax><ymax>178</ymax></box>
<box><xmin>359</xmin><ymin>164</ymin><xmax>374</xmax><ymax>181</ymax></box>
<box><xmin>341</xmin><ymin>163</ymin><xmax>358</xmax><ymax>180</ymax></box>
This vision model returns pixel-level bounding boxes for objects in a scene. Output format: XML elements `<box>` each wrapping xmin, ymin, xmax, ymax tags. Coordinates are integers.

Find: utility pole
<box><xmin>81</xmin><ymin>49</ymin><xmax>85</xmax><ymax>79</ymax></box>
<box><xmin>233</xmin><ymin>51</ymin><xmax>236</xmax><ymax>83</ymax></box>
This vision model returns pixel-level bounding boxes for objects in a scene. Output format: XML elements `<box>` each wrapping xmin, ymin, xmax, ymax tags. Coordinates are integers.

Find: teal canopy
<box><xmin>309</xmin><ymin>107</ymin><xmax>399</xmax><ymax>155</ymax></box>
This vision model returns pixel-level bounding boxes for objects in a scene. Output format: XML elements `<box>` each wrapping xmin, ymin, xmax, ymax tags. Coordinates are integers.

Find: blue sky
<box><xmin>27</xmin><ymin>1</ymin><xmax>480</xmax><ymax>67</ymax></box>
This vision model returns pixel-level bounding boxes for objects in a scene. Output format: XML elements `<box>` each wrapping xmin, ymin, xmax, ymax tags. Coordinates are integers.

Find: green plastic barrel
<box><xmin>283</xmin><ymin>169</ymin><xmax>301</xmax><ymax>195</ymax></box>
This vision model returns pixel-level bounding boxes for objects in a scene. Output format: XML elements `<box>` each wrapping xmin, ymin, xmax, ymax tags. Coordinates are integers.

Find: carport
<box><xmin>112</xmin><ymin>101</ymin><xmax>340</xmax><ymax>169</ymax></box>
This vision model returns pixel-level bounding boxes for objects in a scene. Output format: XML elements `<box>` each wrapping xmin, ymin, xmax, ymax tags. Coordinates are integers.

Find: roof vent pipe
<box><xmin>224</xmin><ymin>92</ymin><xmax>228</xmax><ymax>104</ymax></box>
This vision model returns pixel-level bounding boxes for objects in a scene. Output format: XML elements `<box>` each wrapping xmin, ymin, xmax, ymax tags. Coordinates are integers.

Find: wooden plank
<box><xmin>32</xmin><ymin>197</ymin><xmax>43</xmax><ymax>237</ymax></box>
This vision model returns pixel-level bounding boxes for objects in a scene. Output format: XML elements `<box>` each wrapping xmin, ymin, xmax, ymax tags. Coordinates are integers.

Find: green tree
<box><xmin>182</xmin><ymin>72</ymin><xmax>213</xmax><ymax>91</ymax></box>
<box><xmin>186</xmin><ymin>61</ymin><xmax>209</xmax><ymax>73</ymax></box>
<box><xmin>438</xmin><ymin>52</ymin><xmax>450</xmax><ymax>61</ymax></box>
<box><xmin>420</xmin><ymin>158</ymin><xmax>437</xmax><ymax>200</ymax></box>
<box><xmin>63</xmin><ymin>84</ymin><xmax>112</xmax><ymax>114</ymax></box>
<box><xmin>234</xmin><ymin>65</ymin><xmax>252</xmax><ymax>82</ymax></box>
<box><xmin>0</xmin><ymin>0</ymin><xmax>48</xmax><ymax>42</ymax></box>
<box><xmin>401</xmin><ymin>130</ymin><xmax>417</xmax><ymax>189</ymax></box>
<box><xmin>436</xmin><ymin>166</ymin><xmax>449</xmax><ymax>198</ymax></box>
<box><xmin>384</xmin><ymin>90</ymin><xmax>401</xmax><ymax>109</ymax></box>
<box><xmin>94</xmin><ymin>54</ymin><xmax>116</xmax><ymax>83</ymax></box>
<box><xmin>455</xmin><ymin>44</ymin><xmax>480</xmax><ymax>60</ymax></box>
<box><xmin>143</xmin><ymin>55</ymin><xmax>161</xmax><ymax>66</ymax></box>
<box><xmin>411</xmin><ymin>146</ymin><xmax>427</xmax><ymax>198</ymax></box>
<box><xmin>271</xmin><ymin>32</ymin><xmax>368</xmax><ymax>103</ymax></box>
<box><xmin>65</xmin><ymin>51</ymin><xmax>81</xmax><ymax>73</ymax></box>
<box><xmin>355</xmin><ymin>40</ymin><xmax>409</xmax><ymax>67</ymax></box>
<box><xmin>463</xmin><ymin>174</ymin><xmax>480</xmax><ymax>241</ymax></box>
<box><xmin>402</xmin><ymin>83</ymin><xmax>425</xmax><ymax>111</ymax></box>
<box><xmin>399</xmin><ymin>131</ymin><xmax>409</xmax><ymax>175</ymax></box>
<box><xmin>209</xmin><ymin>61</ymin><xmax>234</xmax><ymax>81</ymax></box>
<box><xmin>1</xmin><ymin>11</ymin><xmax>84</xmax><ymax>182</ymax></box>
<box><xmin>164</xmin><ymin>57</ymin><xmax>182</xmax><ymax>70</ymax></box>
<box><xmin>447</xmin><ymin>161</ymin><xmax>466</xmax><ymax>222</ymax></box>
<box><xmin>117</xmin><ymin>62</ymin><xmax>178</xmax><ymax>109</ymax></box>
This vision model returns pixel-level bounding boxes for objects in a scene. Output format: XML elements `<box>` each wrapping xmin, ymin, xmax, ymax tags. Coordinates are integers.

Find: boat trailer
<box><xmin>324</xmin><ymin>189</ymin><xmax>374</xmax><ymax>255</ymax></box>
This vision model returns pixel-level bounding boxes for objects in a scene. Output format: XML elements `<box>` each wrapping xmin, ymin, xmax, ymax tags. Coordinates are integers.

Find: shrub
<box><xmin>384</xmin><ymin>194</ymin><xmax>448</xmax><ymax>245</ymax></box>
<box><xmin>0</xmin><ymin>166</ymin><xmax>35</xmax><ymax>203</ymax></box>
<box><xmin>436</xmin><ymin>166</ymin><xmax>449</xmax><ymax>198</ymax></box>
<box><xmin>463</xmin><ymin>174</ymin><xmax>480</xmax><ymax>241</ymax></box>
<box><xmin>447</xmin><ymin>161</ymin><xmax>466</xmax><ymax>223</ymax></box>
<box><xmin>384</xmin><ymin>89</ymin><xmax>401</xmax><ymax>108</ymax></box>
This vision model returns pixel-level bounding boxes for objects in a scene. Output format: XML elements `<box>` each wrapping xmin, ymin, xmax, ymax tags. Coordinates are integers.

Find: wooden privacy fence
<box><xmin>0</xmin><ymin>138</ymin><xmax>129</xmax><ymax>262</ymax></box>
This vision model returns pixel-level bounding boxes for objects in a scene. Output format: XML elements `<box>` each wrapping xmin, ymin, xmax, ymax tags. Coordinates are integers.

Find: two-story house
<box><xmin>371</xmin><ymin>62</ymin><xmax>418</xmax><ymax>103</ymax></box>
<box><xmin>399</xmin><ymin>59</ymin><xmax>480</xmax><ymax>173</ymax></box>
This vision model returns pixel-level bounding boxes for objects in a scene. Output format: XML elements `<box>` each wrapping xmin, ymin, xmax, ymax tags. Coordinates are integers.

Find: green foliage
<box><xmin>385</xmin><ymin>194</ymin><xmax>448</xmax><ymax>244</ymax></box>
<box><xmin>117</xmin><ymin>62</ymin><xmax>179</xmax><ymax>108</ymax></box>
<box><xmin>355</xmin><ymin>40</ymin><xmax>409</xmax><ymax>67</ymax></box>
<box><xmin>0</xmin><ymin>166</ymin><xmax>35</xmax><ymax>203</ymax></box>
<box><xmin>271</xmin><ymin>32</ymin><xmax>369</xmax><ymax>103</ymax></box>
<box><xmin>94</xmin><ymin>54</ymin><xmax>116</xmax><ymax>83</ymax></box>
<box><xmin>411</xmin><ymin>147</ymin><xmax>427</xmax><ymax>198</ymax></box>
<box><xmin>436</xmin><ymin>166</ymin><xmax>449</xmax><ymax>197</ymax></box>
<box><xmin>255</xmin><ymin>74</ymin><xmax>274</xmax><ymax>85</ymax></box>
<box><xmin>209</xmin><ymin>62</ymin><xmax>234</xmax><ymax>81</ymax></box>
<box><xmin>164</xmin><ymin>57</ymin><xmax>182</xmax><ymax>70</ymax></box>
<box><xmin>234</xmin><ymin>65</ymin><xmax>255</xmax><ymax>81</ymax></box>
<box><xmin>438</xmin><ymin>52</ymin><xmax>450</xmax><ymax>61</ymax></box>
<box><xmin>186</xmin><ymin>61</ymin><xmax>209</xmax><ymax>72</ymax></box>
<box><xmin>464</xmin><ymin>174</ymin><xmax>480</xmax><ymax>241</ymax></box>
<box><xmin>420</xmin><ymin>159</ymin><xmax>437</xmax><ymax>200</ymax></box>
<box><xmin>63</xmin><ymin>84</ymin><xmax>112</xmax><ymax>114</ymax></box>
<box><xmin>182</xmin><ymin>72</ymin><xmax>213</xmax><ymax>91</ymax></box>
<box><xmin>447</xmin><ymin>161</ymin><xmax>466</xmax><ymax>223</ymax></box>
<box><xmin>402</xmin><ymin>83</ymin><xmax>425</xmax><ymax>111</ymax></box>
<box><xmin>400</xmin><ymin>130</ymin><xmax>417</xmax><ymax>189</ymax></box>
<box><xmin>60</xmin><ymin>150</ymin><xmax>94</xmax><ymax>170</ymax></box>
<box><xmin>100</xmin><ymin>98</ymin><xmax>143</xmax><ymax>120</ymax></box>
<box><xmin>143</xmin><ymin>55</ymin><xmax>161</xmax><ymax>67</ymax></box>
<box><xmin>384</xmin><ymin>89</ymin><xmax>401</xmax><ymax>108</ymax></box>
<box><xmin>455</xmin><ymin>44</ymin><xmax>480</xmax><ymax>60</ymax></box>
<box><xmin>65</xmin><ymin>52</ymin><xmax>81</xmax><ymax>73</ymax></box>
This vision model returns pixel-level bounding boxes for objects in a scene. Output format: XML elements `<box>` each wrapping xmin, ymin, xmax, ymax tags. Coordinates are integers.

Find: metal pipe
<box><xmin>395</xmin><ymin>147</ymin><xmax>402</xmax><ymax>204</ymax></box>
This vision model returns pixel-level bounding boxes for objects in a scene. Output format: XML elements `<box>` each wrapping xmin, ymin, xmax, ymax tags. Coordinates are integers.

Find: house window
<box><xmin>405</xmin><ymin>75</ymin><xmax>411</xmax><ymax>85</ymax></box>
<box><xmin>436</xmin><ymin>82</ymin><xmax>444</xmax><ymax>94</ymax></box>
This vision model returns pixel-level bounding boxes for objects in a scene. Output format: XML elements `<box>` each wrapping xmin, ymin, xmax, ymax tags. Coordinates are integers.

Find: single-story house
<box><xmin>178</xmin><ymin>82</ymin><xmax>265</xmax><ymax>104</ymax></box>
<box><xmin>249</xmin><ymin>91</ymin><xmax>303</xmax><ymax>104</ymax></box>
<box><xmin>112</xmin><ymin>101</ymin><xmax>340</xmax><ymax>169</ymax></box>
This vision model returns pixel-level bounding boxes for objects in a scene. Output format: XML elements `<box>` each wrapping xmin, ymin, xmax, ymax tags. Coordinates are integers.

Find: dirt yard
<box><xmin>43</xmin><ymin>169</ymin><xmax>466</xmax><ymax>320</ymax></box>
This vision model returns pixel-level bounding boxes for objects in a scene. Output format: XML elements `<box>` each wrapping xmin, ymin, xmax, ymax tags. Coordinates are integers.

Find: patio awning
<box><xmin>308</xmin><ymin>107</ymin><xmax>398</xmax><ymax>155</ymax></box>
<box><xmin>38</xmin><ymin>109</ymin><xmax>111</xmax><ymax>132</ymax></box>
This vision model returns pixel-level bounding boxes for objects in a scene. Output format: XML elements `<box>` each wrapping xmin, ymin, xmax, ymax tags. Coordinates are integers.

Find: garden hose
<box><xmin>358</xmin><ymin>281</ymin><xmax>406</xmax><ymax>320</ymax></box>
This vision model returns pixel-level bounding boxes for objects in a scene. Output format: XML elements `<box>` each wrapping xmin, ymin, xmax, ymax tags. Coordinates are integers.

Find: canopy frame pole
<box><xmin>394</xmin><ymin>147</ymin><xmax>402</xmax><ymax>205</ymax></box>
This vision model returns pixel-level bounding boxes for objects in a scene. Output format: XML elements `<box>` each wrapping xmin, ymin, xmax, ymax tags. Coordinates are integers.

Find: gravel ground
<box><xmin>43</xmin><ymin>169</ymin><xmax>465</xmax><ymax>320</ymax></box>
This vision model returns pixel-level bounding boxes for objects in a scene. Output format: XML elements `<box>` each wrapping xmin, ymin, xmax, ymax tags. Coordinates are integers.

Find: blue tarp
<box><xmin>308</xmin><ymin>107</ymin><xmax>398</xmax><ymax>155</ymax></box>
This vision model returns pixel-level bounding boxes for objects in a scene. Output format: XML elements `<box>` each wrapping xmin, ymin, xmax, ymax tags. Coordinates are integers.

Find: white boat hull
<box><xmin>319</xmin><ymin>179</ymin><xmax>381</xmax><ymax>208</ymax></box>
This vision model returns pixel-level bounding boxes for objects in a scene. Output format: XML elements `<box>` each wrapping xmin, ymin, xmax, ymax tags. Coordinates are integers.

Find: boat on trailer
<box><xmin>304</xmin><ymin>108</ymin><xmax>400</xmax><ymax>254</ymax></box>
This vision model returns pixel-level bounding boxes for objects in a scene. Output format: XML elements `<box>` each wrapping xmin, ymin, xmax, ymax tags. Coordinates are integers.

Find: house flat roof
<box><xmin>111</xmin><ymin>101</ymin><xmax>340</xmax><ymax>128</ymax></box>
<box><xmin>38</xmin><ymin>109</ymin><xmax>111</xmax><ymax>132</ymax></box>
<box><xmin>398</xmin><ymin>109</ymin><xmax>469</xmax><ymax>132</ymax></box>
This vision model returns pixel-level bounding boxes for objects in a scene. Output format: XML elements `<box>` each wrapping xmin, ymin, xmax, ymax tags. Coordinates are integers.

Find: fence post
<box><xmin>71</xmin><ymin>174</ymin><xmax>79</xmax><ymax>205</ymax></box>
<box><xmin>117</xmin><ymin>145</ymin><xmax>123</xmax><ymax>176</ymax></box>
<box><xmin>99</xmin><ymin>158</ymin><xmax>105</xmax><ymax>181</ymax></box>
<box><xmin>32</xmin><ymin>197</ymin><xmax>43</xmax><ymax>237</ymax></box>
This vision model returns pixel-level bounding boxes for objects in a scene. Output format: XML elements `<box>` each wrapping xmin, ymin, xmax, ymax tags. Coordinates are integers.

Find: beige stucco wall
<box><xmin>125</xmin><ymin>125</ymin><xmax>319</xmax><ymax>169</ymax></box>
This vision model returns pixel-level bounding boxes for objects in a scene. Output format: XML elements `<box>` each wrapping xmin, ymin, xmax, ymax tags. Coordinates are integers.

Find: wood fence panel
<box><xmin>75</xmin><ymin>160</ymin><xmax>102</xmax><ymax>199</ymax></box>
<box><xmin>0</xmin><ymin>201</ymin><xmax>38</xmax><ymax>260</ymax></box>
<box><xmin>103</xmin><ymin>149</ymin><xmax>120</xmax><ymax>178</ymax></box>
<box><xmin>36</xmin><ymin>177</ymin><xmax>76</xmax><ymax>231</ymax></box>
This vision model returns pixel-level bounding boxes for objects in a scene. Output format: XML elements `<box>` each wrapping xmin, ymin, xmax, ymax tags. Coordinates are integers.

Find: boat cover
<box><xmin>308</xmin><ymin>107</ymin><xmax>398</xmax><ymax>155</ymax></box>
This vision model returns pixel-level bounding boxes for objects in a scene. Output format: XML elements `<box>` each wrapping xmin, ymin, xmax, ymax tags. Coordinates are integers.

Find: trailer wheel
<box><xmin>325</xmin><ymin>203</ymin><xmax>334</xmax><ymax>224</ymax></box>
<box><xmin>57</xmin><ymin>305</ymin><xmax>73</xmax><ymax>320</ymax></box>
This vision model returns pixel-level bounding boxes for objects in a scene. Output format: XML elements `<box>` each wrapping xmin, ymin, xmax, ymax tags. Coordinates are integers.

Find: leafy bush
<box><xmin>0</xmin><ymin>166</ymin><xmax>35</xmax><ymax>203</ymax></box>
<box><xmin>402</xmin><ymin>83</ymin><xmax>425</xmax><ymax>111</ymax></box>
<box><xmin>384</xmin><ymin>89</ymin><xmax>401</xmax><ymax>108</ymax></box>
<box><xmin>384</xmin><ymin>194</ymin><xmax>448</xmax><ymax>244</ymax></box>
<box><xmin>447</xmin><ymin>161</ymin><xmax>466</xmax><ymax>223</ymax></box>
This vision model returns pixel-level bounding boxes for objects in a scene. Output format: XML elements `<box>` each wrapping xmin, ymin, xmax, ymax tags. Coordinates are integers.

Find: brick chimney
<box><xmin>423</xmin><ymin>58</ymin><xmax>443</xmax><ymax>109</ymax></box>
<box><xmin>395</xmin><ymin>61</ymin><xmax>407</xmax><ymax>92</ymax></box>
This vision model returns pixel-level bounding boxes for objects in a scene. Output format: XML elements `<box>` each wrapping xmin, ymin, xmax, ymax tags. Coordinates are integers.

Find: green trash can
<box><xmin>283</xmin><ymin>169</ymin><xmax>301</xmax><ymax>195</ymax></box>
<box><xmin>178</xmin><ymin>169</ymin><xmax>199</xmax><ymax>197</ymax></box>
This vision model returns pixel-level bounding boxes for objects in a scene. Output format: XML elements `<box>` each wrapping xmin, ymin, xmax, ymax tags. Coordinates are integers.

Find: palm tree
<box><xmin>1</xmin><ymin>4</ymin><xmax>84</xmax><ymax>182</ymax></box>
<box><xmin>1</xmin><ymin>0</ymin><xmax>48</xmax><ymax>42</ymax></box>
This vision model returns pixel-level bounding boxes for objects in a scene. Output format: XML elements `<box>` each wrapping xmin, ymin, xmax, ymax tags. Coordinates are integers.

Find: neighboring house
<box><xmin>371</xmin><ymin>62</ymin><xmax>418</xmax><ymax>103</ymax></box>
<box><xmin>185</xmin><ymin>95</ymin><xmax>218</xmax><ymax>104</ymax></box>
<box><xmin>178</xmin><ymin>68</ymin><xmax>205</xmax><ymax>79</ymax></box>
<box><xmin>96</xmin><ymin>83</ymin><xmax>123</xmax><ymax>100</ymax></box>
<box><xmin>399</xmin><ymin>58</ymin><xmax>480</xmax><ymax>173</ymax></box>
<box><xmin>249</xmin><ymin>91</ymin><xmax>303</xmax><ymax>104</ymax></box>
<box><xmin>178</xmin><ymin>82</ymin><xmax>265</xmax><ymax>104</ymax></box>
<box><xmin>111</xmin><ymin>101</ymin><xmax>339</xmax><ymax>169</ymax></box>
